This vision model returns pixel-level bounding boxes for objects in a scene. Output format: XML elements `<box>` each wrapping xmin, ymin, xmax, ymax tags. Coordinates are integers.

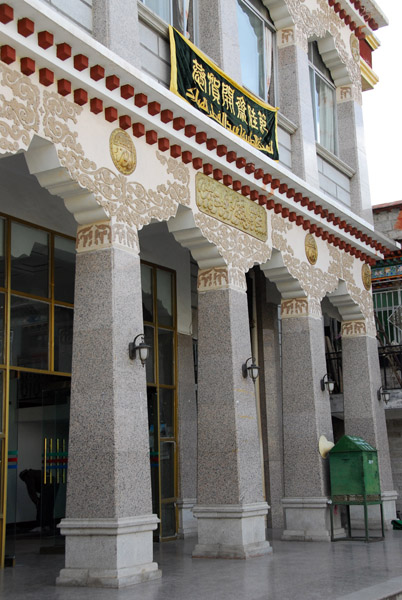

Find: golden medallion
<box><xmin>350</xmin><ymin>34</ymin><xmax>360</xmax><ymax>63</ymax></box>
<box><xmin>305</xmin><ymin>233</ymin><xmax>318</xmax><ymax>265</ymax></box>
<box><xmin>362</xmin><ymin>263</ymin><xmax>372</xmax><ymax>291</ymax></box>
<box><xmin>109</xmin><ymin>128</ymin><xmax>136</xmax><ymax>175</ymax></box>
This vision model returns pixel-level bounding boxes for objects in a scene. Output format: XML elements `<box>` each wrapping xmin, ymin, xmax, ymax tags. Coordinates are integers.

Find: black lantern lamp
<box><xmin>321</xmin><ymin>373</ymin><xmax>335</xmax><ymax>393</ymax></box>
<box><xmin>242</xmin><ymin>357</ymin><xmax>260</xmax><ymax>382</ymax></box>
<box><xmin>378</xmin><ymin>386</ymin><xmax>390</xmax><ymax>404</ymax></box>
<box><xmin>128</xmin><ymin>333</ymin><xmax>150</xmax><ymax>367</ymax></box>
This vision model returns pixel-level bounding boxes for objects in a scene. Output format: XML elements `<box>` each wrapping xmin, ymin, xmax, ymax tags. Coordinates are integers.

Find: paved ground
<box><xmin>2</xmin><ymin>531</ymin><xmax>402</xmax><ymax>599</ymax></box>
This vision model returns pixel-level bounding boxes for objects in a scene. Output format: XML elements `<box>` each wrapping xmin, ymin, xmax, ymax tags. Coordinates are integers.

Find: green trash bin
<box><xmin>328</xmin><ymin>435</ymin><xmax>384</xmax><ymax>541</ymax></box>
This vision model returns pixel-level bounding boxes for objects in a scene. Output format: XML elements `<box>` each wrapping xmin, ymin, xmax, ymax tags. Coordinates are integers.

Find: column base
<box><xmin>56</xmin><ymin>515</ymin><xmax>161</xmax><ymax>588</ymax></box>
<box><xmin>192</xmin><ymin>502</ymin><xmax>271</xmax><ymax>559</ymax></box>
<box><xmin>348</xmin><ymin>490</ymin><xmax>397</xmax><ymax>531</ymax></box>
<box><xmin>177</xmin><ymin>498</ymin><xmax>198</xmax><ymax>538</ymax></box>
<box><xmin>282</xmin><ymin>497</ymin><xmax>344</xmax><ymax>541</ymax></box>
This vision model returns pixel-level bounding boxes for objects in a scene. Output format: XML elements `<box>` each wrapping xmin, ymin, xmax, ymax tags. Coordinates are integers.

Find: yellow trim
<box><xmin>365</xmin><ymin>34</ymin><xmax>380</xmax><ymax>51</ymax></box>
<box><xmin>360</xmin><ymin>57</ymin><xmax>379</xmax><ymax>90</ymax></box>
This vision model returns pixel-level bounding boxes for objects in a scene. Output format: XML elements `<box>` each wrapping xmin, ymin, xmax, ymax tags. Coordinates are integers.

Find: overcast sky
<box><xmin>361</xmin><ymin>0</ymin><xmax>402</xmax><ymax>206</ymax></box>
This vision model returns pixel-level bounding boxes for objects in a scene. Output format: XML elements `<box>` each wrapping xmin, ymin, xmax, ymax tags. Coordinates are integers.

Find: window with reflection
<box><xmin>0</xmin><ymin>218</ymin><xmax>5</xmax><ymax>289</ymax></box>
<box><xmin>237</xmin><ymin>0</ymin><xmax>276</xmax><ymax>104</ymax></box>
<box><xmin>11</xmin><ymin>222</ymin><xmax>49</xmax><ymax>298</ymax></box>
<box><xmin>309</xmin><ymin>41</ymin><xmax>337</xmax><ymax>155</ymax></box>
<box><xmin>140</xmin><ymin>0</ymin><xmax>196</xmax><ymax>40</ymax></box>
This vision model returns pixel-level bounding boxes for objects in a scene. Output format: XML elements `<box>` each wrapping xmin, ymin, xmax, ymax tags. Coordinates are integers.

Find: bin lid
<box><xmin>329</xmin><ymin>435</ymin><xmax>376</xmax><ymax>454</ymax></box>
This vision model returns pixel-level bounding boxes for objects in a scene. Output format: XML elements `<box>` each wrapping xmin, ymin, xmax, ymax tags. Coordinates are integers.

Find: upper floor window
<box><xmin>309</xmin><ymin>41</ymin><xmax>337</xmax><ymax>155</ymax></box>
<box><xmin>140</xmin><ymin>0</ymin><xmax>195</xmax><ymax>39</ymax></box>
<box><xmin>237</xmin><ymin>0</ymin><xmax>276</xmax><ymax>105</ymax></box>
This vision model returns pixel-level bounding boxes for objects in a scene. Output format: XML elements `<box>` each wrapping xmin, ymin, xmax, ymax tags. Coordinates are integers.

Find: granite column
<box><xmin>57</xmin><ymin>222</ymin><xmax>160</xmax><ymax>588</ymax></box>
<box><xmin>342</xmin><ymin>319</ymin><xmax>397</xmax><ymax>526</ymax></box>
<box><xmin>280</xmin><ymin>297</ymin><xmax>342</xmax><ymax>541</ymax></box>
<box><xmin>192</xmin><ymin>266</ymin><xmax>271</xmax><ymax>558</ymax></box>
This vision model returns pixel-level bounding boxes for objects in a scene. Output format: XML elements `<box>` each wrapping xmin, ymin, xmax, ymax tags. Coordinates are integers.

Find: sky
<box><xmin>361</xmin><ymin>0</ymin><xmax>402</xmax><ymax>206</ymax></box>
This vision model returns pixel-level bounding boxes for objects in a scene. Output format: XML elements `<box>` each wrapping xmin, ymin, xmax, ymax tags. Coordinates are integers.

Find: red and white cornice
<box><xmin>0</xmin><ymin>0</ymin><xmax>396</xmax><ymax>265</ymax></box>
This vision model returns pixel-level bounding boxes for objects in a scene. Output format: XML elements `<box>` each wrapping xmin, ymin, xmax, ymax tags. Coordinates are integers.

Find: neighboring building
<box><xmin>0</xmin><ymin>0</ymin><xmax>397</xmax><ymax>588</ymax></box>
<box><xmin>372</xmin><ymin>201</ymin><xmax>402</xmax><ymax>517</ymax></box>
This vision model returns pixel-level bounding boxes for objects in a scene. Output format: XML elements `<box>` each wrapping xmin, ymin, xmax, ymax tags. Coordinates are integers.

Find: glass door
<box><xmin>40</xmin><ymin>380</ymin><xmax>69</xmax><ymax>553</ymax></box>
<box><xmin>142</xmin><ymin>263</ymin><xmax>177</xmax><ymax>541</ymax></box>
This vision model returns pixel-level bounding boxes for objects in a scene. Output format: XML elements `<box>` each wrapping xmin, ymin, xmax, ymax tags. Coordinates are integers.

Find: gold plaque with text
<box><xmin>196</xmin><ymin>173</ymin><xmax>267</xmax><ymax>241</ymax></box>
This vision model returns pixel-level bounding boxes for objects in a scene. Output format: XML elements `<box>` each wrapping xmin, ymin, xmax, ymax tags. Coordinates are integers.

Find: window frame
<box><xmin>138</xmin><ymin>0</ymin><xmax>198</xmax><ymax>43</ymax></box>
<box><xmin>308</xmin><ymin>41</ymin><xmax>338</xmax><ymax>156</ymax></box>
<box><xmin>236</xmin><ymin>0</ymin><xmax>277</xmax><ymax>106</ymax></box>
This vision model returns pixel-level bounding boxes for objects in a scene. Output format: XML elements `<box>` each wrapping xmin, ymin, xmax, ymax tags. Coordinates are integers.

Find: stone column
<box><xmin>192</xmin><ymin>266</ymin><xmax>271</xmax><ymax>558</ymax></box>
<box><xmin>337</xmin><ymin>88</ymin><xmax>373</xmax><ymax>224</ymax></box>
<box><xmin>277</xmin><ymin>28</ymin><xmax>319</xmax><ymax>187</ymax></box>
<box><xmin>92</xmin><ymin>0</ymin><xmax>141</xmax><ymax>68</ymax></box>
<box><xmin>177</xmin><ymin>333</ymin><xmax>198</xmax><ymax>537</ymax></box>
<box><xmin>342</xmin><ymin>319</ymin><xmax>397</xmax><ymax>527</ymax></box>
<box><xmin>255</xmin><ymin>273</ymin><xmax>284</xmax><ymax>530</ymax></box>
<box><xmin>280</xmin><ymin>297</ymin><xmax>343</xmax><ymax>541</ymax></box>
<box><xmin>197</xmin><ymin>0</ymin><xmax>242</xmax><ymax>83</ymax></box>
<box><xmin>57</xmin><ymin>222</ymin><xmax>160</xmax><ymax>588</ymax></box>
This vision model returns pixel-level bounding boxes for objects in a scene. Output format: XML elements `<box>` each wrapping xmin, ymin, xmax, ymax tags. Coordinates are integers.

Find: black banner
<box><xmin>169</xmin><ymin>27</ymin><xmax>279</xmax><ymax>161</ymax></box>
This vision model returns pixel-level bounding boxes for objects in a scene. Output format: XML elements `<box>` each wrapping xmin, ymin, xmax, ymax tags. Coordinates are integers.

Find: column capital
<box><xmin>281</xmin><ymin>297</ymin><xmax>322</xmax><ymax>320</ymax></box>
<box><xmin>76</xmin><ymin>220</ymin><xmax>139</xmax><ymax>255</ymax></box>
<box><xmin>197</xmin><ymin>266</ymin><xmax>246</xmax><ymax>293</ymax></box>
<box><xmin>341</xmin><ymin>319</ymin><xmax>372</xmax><ymax>338</ymax></box>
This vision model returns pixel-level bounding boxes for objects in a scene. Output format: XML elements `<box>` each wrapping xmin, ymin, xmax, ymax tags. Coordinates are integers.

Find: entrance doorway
<box><xmin>6</xmin><ymin>373</ymin><xmax>70</xmax><ymax>560</ymax></box>
<box><xmin>0</xmin><ymin>214</ymin><xmax>75</xmax><ymax>566</ymax></box>
<box><xmin>141</xmin><ymin>262</ymin><xmax>178</xmax><ymax>540</ymax></box>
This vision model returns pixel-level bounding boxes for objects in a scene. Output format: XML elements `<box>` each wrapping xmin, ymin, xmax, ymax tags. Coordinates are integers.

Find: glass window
<box><xmin>160</xmin><ymin>442</ymin><xmax>175</xmax><ymax>499</ymax></box>
<box><xmin>54</xmin><ymin>306</ymin><xmax>73</xmax><ymax>373</ymax></box>
<box><xmin>11</xmin><ymin>222</ymin><xmax>49</xmax><ymax>298</ymax></box>
<box><xmin>141</xmin><ymin>0</ymin><xmax>195</xmax><ymax>39</ymax></box>
<box><xmin>158</xmin><ymin>329</ymin><xmax>174</xmax><ymax>385</ymax></box>
<box><xmin>0</xmin><ymin>292</ymin><xmax>4</xmax><ymax>365</ymax></box>
<box><xmin>160</xmin><ymin>388</ymin><xmax>174</xmax><ymax>438</ymax></box>
<box><xmin>142</xmin><ymin>264</ymin><xmax>154</xmax><ymax>322</ymax></box>
<box><xmin>54</xmin><ymin>236</ymin><xmax>76</xmax><ymax>304</ymax></box>
<box><xmin>10</xmin><ymin>296</ymin><xmax>49</xmax><ymax>369</ymax></box>
<box><xmin>309</xmin><ymin>42</ymin><xmax>337</xmax><ymax>155</ymax></box>
<box><xmin>0</xmin><ymin>218</ymin><xmax>5</xmax><ymax>288</ymax></box>
<box><xmin>237</xmin><ymin>0</ymin><xmax>275</xmax><ymax>103</ymax></box>
<box><xmin>157</xmin><ymin>269</ymin><xmax>173</xmax><ymax>327</ymax></box>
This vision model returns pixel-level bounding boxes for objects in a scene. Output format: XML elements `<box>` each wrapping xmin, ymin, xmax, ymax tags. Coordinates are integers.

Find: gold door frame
<box><xmin>0</xmin><ymin>213</ymin><xmax>75</xmax><ymax>567</ymax></box>
<box><xmin>142</xmin><ymin>260</ymin><xmax>178</xmax><ymax>541</ymax></box>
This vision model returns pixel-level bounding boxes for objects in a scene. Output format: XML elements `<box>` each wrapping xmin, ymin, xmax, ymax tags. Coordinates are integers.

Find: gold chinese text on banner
<box><xmin>169</xmin><ymin>27</ymin><xmax>279</xmax><ymax>160</ymax></box>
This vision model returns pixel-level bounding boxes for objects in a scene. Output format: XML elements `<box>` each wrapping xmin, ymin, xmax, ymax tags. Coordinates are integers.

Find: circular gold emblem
<box><xmin>109</xmin><ymin>128</ymin><xmax>136</xmax><ymax>175</ymax></box>
<box><xmin>362</xmin><ymin>263</ymin><xmax>372</xmax><ymax>291</ymax></box>
<box><xmin>305</xmin><ymin>233</ymin><xmax>318</xmax><ymax>265</ymax></box>
<box><xmin>350</xmin><ymin>34</ymin><xmax>360</xmax><ymax>63</ymax></box>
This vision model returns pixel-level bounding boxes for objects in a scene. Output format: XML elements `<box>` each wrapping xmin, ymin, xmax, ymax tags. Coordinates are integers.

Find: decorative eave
<box><xmin>264</xmin><ymin>0</ymin><xmax>387</xmax><ymax>39</ymax></box>
<box><xmin>360</xmin><ymin>56</ymin><xmax>379</xmax><ymax>90</ymax></box>
<box><xmin>0</xmin><ymin>0</ymin><xmax>398</xmax><ymax>266</ymax></box>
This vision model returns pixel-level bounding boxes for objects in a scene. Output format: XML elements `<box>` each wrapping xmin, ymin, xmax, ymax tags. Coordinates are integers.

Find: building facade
<box><xmin>0</xmin><ymin>0</ymin><xmax>397</xmax><ymax>588</ymax></box>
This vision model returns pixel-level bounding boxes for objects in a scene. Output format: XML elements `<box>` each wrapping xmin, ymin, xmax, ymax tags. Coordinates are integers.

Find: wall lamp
<box><xmin>242</xmin><ymin>357</ymin><xmax>260</xmax><ymax>382</ymax></box>
<box><xmin>320</xmin><ymin>373</ymin><xmax>335</xmax><ymax>394</ymax></box>
<box><xmin>128</xmin><ymin>333</ymin><xmax>150</xmax><ymax>367</ymax></box>
<box><xmin>378</xmin><ymin>386</ymin><xmax>390</xmax><ymax>404</ymax></box>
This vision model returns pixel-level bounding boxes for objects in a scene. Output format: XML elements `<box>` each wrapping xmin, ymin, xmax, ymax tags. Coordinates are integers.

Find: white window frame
<box><xmin>308</xmin><ymin>41</ymin><xmax>338</xmax><ymax>156</ymax></box>
<box><xmin>237</xmin><ymin>0</ymin><xmax>277</xmax><ymax>106</ymax></box>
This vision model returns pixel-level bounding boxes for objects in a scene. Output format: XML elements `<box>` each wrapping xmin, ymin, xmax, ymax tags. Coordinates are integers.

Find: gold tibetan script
<box><xmin>109</xmin><ymin>128</ymin><xmax>137</xmax><ymax>175</ymax></box>
<box><xmin>196</xmin><ymin>173</ymin><xmax>267</xmax><ymax>242</ymax></box>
